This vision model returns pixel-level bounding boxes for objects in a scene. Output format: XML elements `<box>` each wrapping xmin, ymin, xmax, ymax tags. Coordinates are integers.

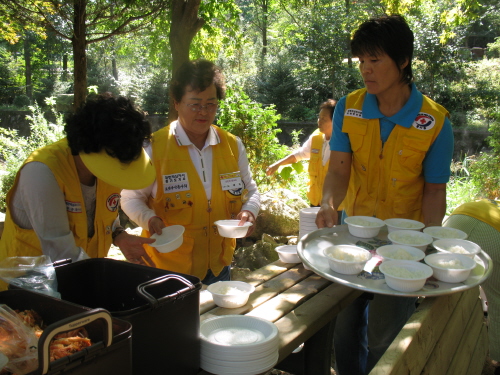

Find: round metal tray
<box><xmin>297</xmin><ymin>225</ymin><xmax>493</xmax><ymax>297</ymax></box>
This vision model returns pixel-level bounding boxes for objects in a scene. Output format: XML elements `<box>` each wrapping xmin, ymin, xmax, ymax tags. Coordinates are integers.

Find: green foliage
<box><xmin>0</xmin><ymin>98</ymin><xmax>65</xmax><ymax>211</ymax></box>
<box><xmin>0</xmin><ymin>44</ymin><xmax>22</xmax><ymax>104</ymax></box>
<box><xmin>467</xmin><ymin>153</ymin><xmax>500</xmax><ymax>199</ymax></box>
<box><xmin>13</xmin><ymin>94</ymin><xmax>30</xmax><ymax>108</ymax></box>
<box><xmin>142</xmin><ymin>71</ymin><xmax>169</xmax><ymax>114</ymax></box>
<box><xmin>216</xmin><ymin>86</ymin><xmax>287</xmax><ymax>187</ymax></box>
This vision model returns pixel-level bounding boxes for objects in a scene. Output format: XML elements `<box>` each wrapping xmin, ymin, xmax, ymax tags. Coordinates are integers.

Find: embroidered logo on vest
<box><xmin>413</xmin><ymin>113</ymin><xmax>436</xmax><ymax>130</ymax></box>
<box><xmin>106</xmin><ymin>193</ymin><xmax>120</xmax><ymax>212</ymax></box>
<box><xmin>66</xmin><ymin>200</ymin><xmax>82</xmax><ymax>213</ymax></box>
<box><xmin>345</xmin><ymin>109</ymin><xmax>363</xmax><ymax>118</ymax></box>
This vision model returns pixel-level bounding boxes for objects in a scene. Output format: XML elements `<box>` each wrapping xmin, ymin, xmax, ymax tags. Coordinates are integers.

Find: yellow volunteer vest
<box><xmin>452</xmin><ymin>200</ymin><xmax>500</xmax><ymax>232</ymax></box>
<box><xmin>0</xmin><ymin>139</ymin><xmax>120</xmax><ymax>261</ymax></box>
<box><xmin>342</xmin><ymin>88</ymin><xmax>449</xmax><ymax>221</ymax></box>
<box><xmin>307</xmin><ymin>130</ymin><xmax>329</xmax><ymax>206</ymax></box>
<box><xmin>144</xmin><ymin>125</ymin><xmax>243</xmax><ymax>279</ymax></box>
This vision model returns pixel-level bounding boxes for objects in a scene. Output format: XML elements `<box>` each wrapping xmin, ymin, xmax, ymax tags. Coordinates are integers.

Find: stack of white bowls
<box><xmin>299</xmin><ymin>207</ymin><xmax>320</xmax><ymax>240</ymax></box>
<box><xmin>200</xmin><ymin>315</ymin><xmax>279</xmax><ymax>375</ymax></box>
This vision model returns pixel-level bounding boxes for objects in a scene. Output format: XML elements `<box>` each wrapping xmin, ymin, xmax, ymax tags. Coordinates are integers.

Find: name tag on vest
<box><xmin>311</xmin><ymin>148</ymin><xmax>320</xmax><ymax>154</ymax></box>
<box><xmin>163</xmin><ymin>173</ymin><xmax>190</xmax><ymax>193</ymax></box>
<box><xmin>66</xmin><ymin>200</ymin><xmax>82</xmax><ymax>213</ymax></box>
<box><xmin>220</xmin><ymin>172</ymin><xmax>243</xmax><ymax>191</ymax></box>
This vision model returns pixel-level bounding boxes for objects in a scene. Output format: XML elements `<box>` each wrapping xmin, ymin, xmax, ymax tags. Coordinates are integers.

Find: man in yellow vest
<box><xmin>0</xmin><ymin>94</ymin><xmax>157</xmax><ymax>268</ymax></box>
<box><xmin>316</xmin><ymin>15</ymin><xmax>454</xmax><ymax>375</ymax></box>
<box><xmin>121</xmin><ymin>60</ymin><xmax>260</xmax><ymax>285</ymax></box>
<box><xmin>266</xmin><ymin>99</ymin><xmax>337</xmax><ymax>207</ymax></box>
<box><xmin>444</xmin><ymin>199</ymin><xmax>500</xmax><ymax>373</ymax></box>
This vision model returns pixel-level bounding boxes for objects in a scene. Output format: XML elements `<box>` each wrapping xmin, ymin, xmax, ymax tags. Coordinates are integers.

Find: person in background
<box><xmin>121</xmin><ymin>59</ymin><xmax>260</xmax><ymax>285</ymax></box>
<box><xmin>266</xmin><ymin>99</ymin><xmax>337</xmax><ymax>207</ymax></box>
<box><xmin>0</xmin><ymin>94</ymin><xmax>157</xmax><ymax>268</ymax></box>
<box><xmin>315</xmin><ymin>14</ymin><xmax>454</xmax><ymax>375</ymax></box>
<box><xmin>443</xmin><ymin>199</ymin><xmax>500</xmax><ymax>374</ymax></box>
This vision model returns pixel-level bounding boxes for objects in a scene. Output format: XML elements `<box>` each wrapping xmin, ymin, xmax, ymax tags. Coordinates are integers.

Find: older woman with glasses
<box><xmin>121</xmin><ymin>59</ymin><xmax>260</xmax><ymax>285</ymax></box>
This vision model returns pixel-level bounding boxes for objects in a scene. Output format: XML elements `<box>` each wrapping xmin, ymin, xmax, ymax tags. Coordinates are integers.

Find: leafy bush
<box><xmin>0</xmin><ymin>98</ymin><xmax>65</xmax><ymax>211</ymax></box>
<box><xmin>217</xmin><ymin>86</ymin><xmax>288</xmax><ymax>188</ymax></box>
<box><xmin>13</xmin><ymin>94</ymin><xmax>30</xmax><ymax>108</ymax></box>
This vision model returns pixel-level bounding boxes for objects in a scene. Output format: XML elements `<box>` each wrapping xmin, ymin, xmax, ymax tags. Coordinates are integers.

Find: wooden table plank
<box><xmin>200</xmin><ymin>264</ymin><xmax>313</xmax><ymax>321</ymax></box>
<box><xmin>466</xmin><ymin>321</ymin><xmax>489</xmax><ymax>375</ymax></box>
<box><xmin>273</xmin><ymin>283</ymin><xmax>361</xmax><ymax>361</ymax></box>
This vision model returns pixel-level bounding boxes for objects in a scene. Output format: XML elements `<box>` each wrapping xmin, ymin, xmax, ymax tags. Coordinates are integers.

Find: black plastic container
<box><xmin>53</xmin><ymin>258</ymin><xmax>201</xmax><ymax>375</ymax></box>
<box><xmin>0</xmin><ymin>289</ymin><xmax>132</xmax><ymax>375</ymax></box>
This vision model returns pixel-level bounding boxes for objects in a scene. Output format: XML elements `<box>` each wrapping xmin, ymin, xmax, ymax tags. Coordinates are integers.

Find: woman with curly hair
<box><xmin>0</xmin><ymin>94</ymin><xmax>156</xmax><ymax>268</ymax></box>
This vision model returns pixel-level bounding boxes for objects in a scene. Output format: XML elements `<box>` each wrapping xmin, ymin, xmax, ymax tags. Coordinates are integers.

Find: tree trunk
<box><xmin>72</xmin><ymin>0</ymin><xmax>88</xmax><ymax>111</ymax></box>
<box><xmin>62</xmin><ymin>54</ymin><xmax>68</xmax><ymax>82</ymax></box>
<box><xmin>262</xmin><ymin>0</ymin><xmax>268</xmax><ymax>58</ymax></box>
<box><xmin>168</xmin><ymin>0</ymin><xmax>205</xmax><ymax>123</ymax></box>
<box><xmin>23</xmin><ymin>35</ymin><xmax>32</xmax><ymax>100</ymax></box>
<box><xmin>112</xmin><ymin>57</ymin><xmax>118</xmax><ymax>81</ymax></box>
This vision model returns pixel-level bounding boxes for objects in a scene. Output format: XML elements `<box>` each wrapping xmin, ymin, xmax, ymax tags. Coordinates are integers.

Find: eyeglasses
<box><xmin>186</xmin><ymin>103</ymin><xmax>218</xmax><ymax>113</ymax></box>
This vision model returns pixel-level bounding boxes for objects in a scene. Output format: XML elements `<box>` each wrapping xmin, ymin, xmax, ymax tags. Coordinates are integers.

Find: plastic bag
<box><xmin>0</xmin><ymin>304</ymin><xmax>38</xmax><ymax>374</ymax></box>
<box><xmin>0</xmin><ymin>256</ymin><xmax>60</xmax><ymax>298</ymax></box>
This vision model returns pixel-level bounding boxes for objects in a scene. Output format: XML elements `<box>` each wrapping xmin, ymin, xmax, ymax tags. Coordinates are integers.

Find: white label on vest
<box><xmin>413</xmin><ymin>112</ymin><xmax>436</xmax><ymax>130</ymax></box>
<box><xmin>163</xmin><ymin>173</ymin><xmax>190</xmax><ymax>193</ymax></box>
<box><xmin>66</xmin><ymin>200</ymin><xmax>82</xmax><ymax>213</ymax></box>
<box><xmin>220</xmin><ymin>172</ymin><xmax>243</xmax><ymax>192</ymax></box>
<box><xmin>311</xmin><ymin>148</ymin><xmax>320</xmax><ymax>154</ymax></box>
<box><xmin>345</xmin><ymin>109</ymin><xmax>363</xmax><ymax>118</ymax></box>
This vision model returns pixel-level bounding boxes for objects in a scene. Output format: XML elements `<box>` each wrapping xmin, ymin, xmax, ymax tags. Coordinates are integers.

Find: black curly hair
<box><xmin>170</xmin><ymin>59</ymin><xmax>226</xmax><ymax>103</ymax></box>
<box><xmin>351</xmin><ymin>14</ymin><xmax>414</xmax><ymax>85</ymax></box>
<box><xmin>65</xmin><ymin>94</ymin><xmax>151</xmax><ymax>163</ymax></box>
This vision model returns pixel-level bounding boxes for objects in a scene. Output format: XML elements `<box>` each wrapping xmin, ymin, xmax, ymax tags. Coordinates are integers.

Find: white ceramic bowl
<box><xmin>379</xmin><ymin>260</ymin><xmax>433</xmax><ymax>292</ymax></box>
<box><xmin>215</xmin><ymin>220</ymin><xmax>253</xmax><ymax>238</ymax></box>
<box><xmin>207</xmin><ymin>281</ymin><xmax>255</xmax><ymax>308</ymax></box>
<box><xmin>275</xmin><ymin>245</ymin><xmax>300</xmax><ymax>263</ymax></box>
<box><xmin>150</xmin><ymin>225</ymin><xmax>185</xmax><ymax>253</ymax></box>
<box><xmin>423</xmin><ymin>226</ymin><xmax>468</xmax><ymax>240</ymax></box>
<box><xmin>388</xmin><ymin>230</ymin><xmax>433</xmax><ymax>251</ymax></box>
<box><xmin>432</xmin><ymin>239</ymin><xmax>481</xmax><ymax>258</ymax></box>
<box><xmin>384</xmin><ymin>218</ymin><xmax>425</xmax><ymax>233</ymax></box>
<box><xmin>344</xmin><ymin>216</ymin><xmax>386</xmax><ymax>238</ymax></box>
<box><xmin>376</xmin><ymin>244</ymin><xmax>425</xmax><ymax>263</ymax></box>
<box><xmin>424</xmin><ymin>253</ymin><xmax>476</xmax><ymax>283</ymax></box>
<box><xmin>323</xmin><ymin>245</ymin><xmax>372</xmax><ymax>275</ymax></box>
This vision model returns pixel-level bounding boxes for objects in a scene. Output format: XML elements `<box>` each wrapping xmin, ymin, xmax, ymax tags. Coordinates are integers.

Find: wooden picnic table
<box><xmin>197</xmin><ymin>259</ymin><xmax>362</xmax><ymax>375</ymax></box>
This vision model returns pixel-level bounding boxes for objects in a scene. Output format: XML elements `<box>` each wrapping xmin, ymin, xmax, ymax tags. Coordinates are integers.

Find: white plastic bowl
<box><xmin>424</xmin><ymin>253</ymin><xmax>476</xmax><ymax>283</ymax></box>
<box><xmin>376</xmin><ymin>244</ymin><xmax>425</xmax><ymax>263</ymax></box>
<box><xmin>150</xmin><ymin>225</ymin><xmax>185</xmax><ymax>253</ymax></box>
<box><xmin>275</xmin><ymin>245</ymin><xmax>300</xmax><ymax>263</ymax></box>
<box><xmin>432</xmin><ymin>239</ymin><xmax>481</xmax><ymax>258</ymax></box>
<box><xmin>344</xmin><ymin>216</ymin><xmax>386</xmax><ymax>238</ymax></box>
<box><xmin>423</xmin><ymin>226</ymin><xmax>468</xmax><ymax>240</ymax></box>
<box><xmin>323</xmin><ymin>245</ymin><xmax>372</xmax><ymax>275</ymax></box>
<box><xmin>207</xmin><ymin>281</ymin><xmax>255</xmax><ymax>308</ymax></box>
<box><xmin>379</xmin><ymin>260</ymin><xmax>433</xmax><ymax>292</ymax></box>
<box><xmin>215</xmin><ymin>220</ymin><xmax>253</xmax><ymax>238</ymax></box>
<box><xmin>388</xmin><ymin>230</ymin><xmax>433</xmax><ymax>251</ymax></box>
<box><xmin>384</xmin><ymin>218</ymin><xmax>425</xmax><ymax>233</ymax></box>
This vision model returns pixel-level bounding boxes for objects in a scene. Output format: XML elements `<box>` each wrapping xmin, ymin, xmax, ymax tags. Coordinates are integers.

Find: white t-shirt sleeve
<box><xmin>10</xmin><ymin>162</ymin><xmax>88</xmax><ymax>262</ymax></box>
<box><xmin>291</xmin><ymin>134</ymin><xmax>314</xmax><ymax>161</ymax></box>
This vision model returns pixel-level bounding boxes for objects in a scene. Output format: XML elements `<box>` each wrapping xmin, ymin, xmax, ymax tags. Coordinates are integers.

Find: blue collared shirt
<box><xmin>330</xmin><ymin>84</ymin><xmax>454</xmax><ymax>183</ymax></box>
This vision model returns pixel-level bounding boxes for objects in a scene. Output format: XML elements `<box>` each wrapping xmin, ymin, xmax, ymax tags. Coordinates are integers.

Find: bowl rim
<box><xmin>150</xmin><ymin>224</ymin><xmax>185</xmax><ymax>246</ymax></box>
<box><xmin>383</xmin><ymin>218</ymin><xmax>425</xmax><ymax>229</ymax></box>
<box><xmin>206</xmin><ymin>280</ymin><xmax>256</xmax><ymax>296</ymax></box>
<box><xmin>275</xmin><ymin>245</ymin><xmax>298</xmax><ymax>254</ymax></box>
<box><xmin>376</xmin><ymin>244</ymin><xmax>425</xmax><ymax>260</ymax></box>
<box><xmin>423</xmin><ymin>226</ymin><xmax>468</xmax><ymax>239</ymax></box>
<box><xmin>344</xmin><ymin>216</ymin><xmax>385</xmax><ymax>228</ymax></box>
<box><xmin>424</xmin><ymin>253</ymin><xmax>476</xmax><ymax>271</ymax></box>
<box><xmin>323</xmin><ymin>245</ymin><xmax>372</xmax><ymax>264</ymax></box>
<box><xmin>432</xmin><ymin>239</ymin><xmax>481</xmax><ymax>254</ymax></box>
<box><xmin>388</xmin><ymin>230</ymin><xmax>434</xmax><ymax>246</ymax></box>
<box><xmin>214</xmin><ymin>220</ymin><xmax>253</xmax><ymax>228</ymax></box>
<box><xmin>379</xmin><ymin>260</ymin><xmax>433</xmax><ymax>280</ymax></box>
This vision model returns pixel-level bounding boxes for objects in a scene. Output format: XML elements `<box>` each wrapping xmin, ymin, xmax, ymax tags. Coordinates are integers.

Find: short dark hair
<box><xmin>170</xmin><ymin>59</ymin><xmax>226</xmax><ymax>103</ymax></box>
<box><xmin>351</xmin><ymin>14</ymin><xmax>414</xmax><ymax>85</ymax></box>
<box><xmin>319</xmin><ymin>99</ymin><xmax>337</xmax><ymax>119</ymax></box>
<box><xmin>65</xmin><ymin>94</ymin><xmax>151</xmax><ymax>163</ymax></box>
